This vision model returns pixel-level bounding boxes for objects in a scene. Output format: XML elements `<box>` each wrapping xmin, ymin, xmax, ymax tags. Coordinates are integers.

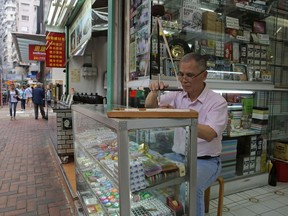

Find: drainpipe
<box><xmin>107</xmin><ymin>0</ymin><xmax>115</xmax><ymax>109</ymax></box>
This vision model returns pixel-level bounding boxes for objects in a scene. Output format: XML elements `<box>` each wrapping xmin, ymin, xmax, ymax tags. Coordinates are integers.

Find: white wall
<box><xmin>69</xmin><ymin>37</ymin><xmax>107</xmax><ymax>97</ymax></box>
<box><xmin>49</xmin><ymin>68</ymin><xmax>66</xmax><ymax>94</ymax></box>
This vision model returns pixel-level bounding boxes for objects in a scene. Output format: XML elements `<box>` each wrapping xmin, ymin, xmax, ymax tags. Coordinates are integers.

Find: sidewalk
<box><xmin>0</xmin><ymin>105</ymin><xmax>74</xmax><ymax>216</ymax></box>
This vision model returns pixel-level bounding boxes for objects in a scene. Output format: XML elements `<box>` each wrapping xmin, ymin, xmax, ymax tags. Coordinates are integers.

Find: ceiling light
<box><xmin>213</xmin><ymin>90</ymin><xmax>254</xmax><ymax>94</ymax></box>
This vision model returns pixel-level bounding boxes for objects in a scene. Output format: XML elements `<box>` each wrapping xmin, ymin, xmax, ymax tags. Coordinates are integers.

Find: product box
<box><xmin>240</xmin><ymin>44</ymin><xmax>247</xmax><ymax>64</ymax></box>
<box><xmin>261</xmin><ymin>46</ymin><xmax>267</xmax><ymax>59</ymax></box>
<box><xmin>247</xmin><ymin>44</ymin><xmax>254</xmax><ymax>57</ymax></box>
<box><xmin>254</xmin><ymin>45</ymin><xmax>261</xmax><ymax>58</ymax></box>
<box><xmin>236</xmin><ymin>156</ymin><xmax>256</xmax><ymax>175</ymax></box>
<box><xmin>274</xmin><ymin>141</ymin><xmax>288</xmax><ymax>161</ymax></box>
<box><xmin>226</xmin><ymin>16</ymin><xmax>240</xmax><ymax>30</ymax></box>
<box><xmin>203</xmin><ymin>22</ymin><xmax>216</xmax><ymax>32</ymax></box>
<box><xmin>224</xmin><ymin>43</ymin><xmax>232</xmax><ymax>60</ymax></box>
<box><xmin>202</xmin><ymin>11</ymin><xmax>217</xmax><ymax>22</ymax></box>
<box><xmin>275</xmin><ymin>161</ymin><xmax>288</xmax><ymax>182</ymax></box>
<box><xmin>233</xmin><ymin>43</ymin><xmax>240</xmax><ymax>62</ymax></box>
<box><xmin>202</xmin><ymin>12</ymin><xmax>217</xmax><ymax>32</ymax></box>
<box><xmin>216</xmin><ymin>21</ymin><xmax>224</xmax><ymax>33</ymax></box>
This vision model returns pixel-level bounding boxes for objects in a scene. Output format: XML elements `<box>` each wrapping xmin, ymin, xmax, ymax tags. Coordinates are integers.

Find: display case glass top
<box><xmin>72</xmin><ymin>104</ymin><xmax>198</xmax><ymax>215</ymax></box>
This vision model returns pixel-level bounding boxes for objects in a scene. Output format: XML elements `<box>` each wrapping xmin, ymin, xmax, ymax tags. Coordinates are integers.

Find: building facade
<box><xmin>0</xmin><ymin>0</ymin><xmax>40</xmax><ymax>74</ymax></box>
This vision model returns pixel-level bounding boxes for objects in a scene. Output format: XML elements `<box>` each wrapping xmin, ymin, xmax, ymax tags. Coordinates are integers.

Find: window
<box><xmin>21</xmin><ymin>3</ymin><xmax>29</xmax><ymax>12</ymax></box>
<box><xmin>21</xmin><ymin>26</ymin><xmax>29</xmax><ymax>32</ymax></box>
<box><xmin>21</xmin><ymin>15</ymin><xmax>29</xmax><ymax>21</ymax></box>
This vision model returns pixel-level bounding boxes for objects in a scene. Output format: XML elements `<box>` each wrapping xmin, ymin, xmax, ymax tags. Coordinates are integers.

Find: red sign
<box><xmin>46</xmin><ymin>32</ymin><xmax>66</xmax><ymax>68</ymax></box>
<box><xmin>29</xmin><ymin>45</ymin><xmax>46</xmax><ymax>61</ymax></box>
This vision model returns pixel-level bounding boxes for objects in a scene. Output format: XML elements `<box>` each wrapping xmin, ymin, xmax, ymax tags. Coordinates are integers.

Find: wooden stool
<box><xmin>204</xmin><ymin>176</ymin><xmax>224</xmax><ymax>216</ymax></box>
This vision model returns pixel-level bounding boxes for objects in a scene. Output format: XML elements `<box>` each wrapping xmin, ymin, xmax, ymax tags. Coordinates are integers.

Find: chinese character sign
<box><xmin>46</xmin><ymin>32</ymin><xmax>66</xmax><ymax>68</ymax></box>
<box><xmin>29</xmin><ymin>45</ymin><xmax>46</xmax><ymax>61</ymax></box>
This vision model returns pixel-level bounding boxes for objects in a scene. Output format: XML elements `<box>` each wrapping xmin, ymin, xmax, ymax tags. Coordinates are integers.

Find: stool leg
<box><xmin>217</xmin><ymin>177</ymin><xmax>224</xmax><ymax>216</ymax></box>
<box><xmin>204</xmin><ymin>187</ymin><xmax>211</xmax><ymax>213</ymax></box>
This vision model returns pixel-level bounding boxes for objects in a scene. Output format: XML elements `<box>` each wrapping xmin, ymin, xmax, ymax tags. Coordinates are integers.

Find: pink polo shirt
<box><xmin>159</xmin><ymin>85</ymin><xmax>228</xmax><ymax>156</ymax></box>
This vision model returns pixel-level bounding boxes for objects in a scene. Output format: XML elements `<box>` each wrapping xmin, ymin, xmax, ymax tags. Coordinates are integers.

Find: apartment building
<box><xmin>0</xmin><ymin>0</ymin><xmax>39</xmax><ymax>73</ymax></box>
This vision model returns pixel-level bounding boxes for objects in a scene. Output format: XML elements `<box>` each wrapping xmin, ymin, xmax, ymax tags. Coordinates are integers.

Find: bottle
<box><xmin>266</xmin><ymin>159</ymin><xmax>273</xmax><ymax>173</ymax></box>
<box><xmin>268</xmin><ymin>161</ymin><xmax>277</xmax><ymax>186</ymax></box>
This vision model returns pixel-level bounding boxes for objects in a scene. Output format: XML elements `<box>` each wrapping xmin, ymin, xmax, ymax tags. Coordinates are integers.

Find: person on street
<box><xmin>25</xmin><ymin>84</ymin><xmax>33</xmax><ymax>108</ymax></box>
<box><xmin>145</xmin><ymin>53</ymin><xmax>228</xmax><ymax>216</ymax></box>
<box><xmin>19</xmin><ymin>85</ymin><xmax>27</xmax><ymax>111</ymax></box>
<box><xmin>7</xmin><ymin>83</ymin><xmax>19</xmax><ymax>120</ymax></box>
<box><xmin>32</xmin><ymin>83</ymin><xmax>45</xmax><ymax>120</ymax></box>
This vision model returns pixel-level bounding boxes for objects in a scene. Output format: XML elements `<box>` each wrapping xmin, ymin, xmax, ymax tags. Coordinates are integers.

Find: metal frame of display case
<box><xmin>72</xmin><ymin>104</ymin><xmax>198</xmax><ymax>216</ymax></box>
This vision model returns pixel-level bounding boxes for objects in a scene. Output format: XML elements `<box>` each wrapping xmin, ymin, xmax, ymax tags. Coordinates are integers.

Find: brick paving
<box><xmin>0</xmin><ymin>105</ymin><xmax>74</xmax><ymax>216</ymax></box>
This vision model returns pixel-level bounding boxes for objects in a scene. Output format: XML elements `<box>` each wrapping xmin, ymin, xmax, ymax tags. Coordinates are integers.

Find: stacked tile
<box><xmin>221</xmin><ymin>139</ymin><xmax>237</xmax><ymax>179</ymax></box>
<box><xmin>251</xmin><ymin>107</ymin><xmax>269</xmax><ymax>133</ymax></box>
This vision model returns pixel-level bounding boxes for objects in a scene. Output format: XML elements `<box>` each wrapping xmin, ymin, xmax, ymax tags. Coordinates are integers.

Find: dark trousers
<box><xmin>21</xmin><ymin>99</ymin><xmax>26</xmax><ymax>110</ymax></box>
<box><xmin>34</xmin><ymin>104</ymin><xmax>45</xmax><ymax>119</ymax></box>
<box><xmin>9</xmin><ymin>102</ymin><xmax>17</xmax><ymax>117</ymax></box>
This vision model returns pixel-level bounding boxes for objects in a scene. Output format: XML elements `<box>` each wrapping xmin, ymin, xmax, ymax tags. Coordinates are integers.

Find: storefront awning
<box><xmin>11</xmin><ymin>33</ymin><xmax>46</xmax><ymax>63</ymax></box>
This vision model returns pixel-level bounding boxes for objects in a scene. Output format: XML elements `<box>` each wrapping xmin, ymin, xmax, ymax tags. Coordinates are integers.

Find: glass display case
<box><xmin>269</xmin><ymin>91</ymin><xmax>288</xmax><ymax>164</ymax></box>
<box><xmin>72</xmin><ymin>104</ymin><xmax>198</xmax><ymax>215</ymax></box>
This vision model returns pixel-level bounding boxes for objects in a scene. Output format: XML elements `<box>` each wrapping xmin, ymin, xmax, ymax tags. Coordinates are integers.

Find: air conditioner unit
<box><xmin>81</xmin><ymin>66</ymin><xmax>98</xmax><ymax>78</ymax></box>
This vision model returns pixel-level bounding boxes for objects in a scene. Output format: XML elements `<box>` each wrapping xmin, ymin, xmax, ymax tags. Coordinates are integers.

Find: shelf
<box><xmin>76</xmin><ymin>138</ymin><xmax>188</xmax><ymax>193</ymax></box>
<box><xmin>76</xmin><ymin>167</ymin><xmax>114</xmax><ymax>215</ymax></box>
<box><xmin>226</xmin><ymin>130</ymin><xmax>262</xmax><ymax>138</ymax></box>
<box><xmin>76</xmin><ymin>191</ymin><xmax>94</xmax><ymax>216</ymax></box>
<box><xmin>270</xmin><ymin>112</ymin><xmax>288</xmax><ymax>116</ymax></box>
<box><xmin>127</xmin><ymin>76</ymin><xmax>276</xmax><ymax>91</ymax></box>
<box><xmin>270</xmin><ymin>135</ymin><xmax>288</xmax><ymax>141</ymax></box>
<box><xmin>182</xmin><ymin>30</ymin><xmax>270</xmax><ymax>45</ymax></box>
<box><xmin>138</xmin><ymin>176</ymin><xmax>186</xmax><ymax>193</ymax></box>
<box><xmin>270</xmin><ymin>36</ymin><xmax>288</xmax><ymax>43</ymax></box>
<box><xmin>269</xmin><ymin>63</ymin><xmax>288</xmax><ymax>68</ymax></box>
<box><xmin>75</xmin><ymin>139</ymin><xmax>118</xmax><ymax>188</ymax></box>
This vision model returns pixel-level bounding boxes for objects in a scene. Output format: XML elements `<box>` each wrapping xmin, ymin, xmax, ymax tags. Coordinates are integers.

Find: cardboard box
<box><xmin>202</xmin><ymin>12</ymin><xmax>217</xmax><ymax>32</ymax></box>
<box><xmin>203</xmin><ymin>22</ymin><xmax>216</xmax><ymax>32</ymax></box>
<box><xmin>216</xmin><ymin>21</ymin><xmax>224</xmax><ymax>33</ymax></box>
<box><xmin>274</xmin><ymin>142</ymin><xmax>288</xmax><ymax>161</ymax></box>
<box><xmin>202</xmin><ymin>11</ymin><xmax>217</xmax><ymax>21</ymax></box>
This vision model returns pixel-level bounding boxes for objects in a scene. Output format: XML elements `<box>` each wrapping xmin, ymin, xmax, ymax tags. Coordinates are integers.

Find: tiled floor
<box><xmin>206</xmin><ymin>182</ymin><xmax>288</xmax><ymax>216</ymax></box>
<box><xmin>0</xmin><ymin>106</ymin><xmax>73</xmax><ymax>216</ymax></box>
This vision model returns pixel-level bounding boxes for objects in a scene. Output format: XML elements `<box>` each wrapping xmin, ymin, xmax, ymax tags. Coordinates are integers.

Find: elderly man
<box><xmin>145</xmin><ymin>53</ymin><xmax>228</xmax><ymax>216</ymax></box>
<box><xmin>32</xmin><ymin>83</ymin><xmax>45</xmax><ymax>120</ymax></box>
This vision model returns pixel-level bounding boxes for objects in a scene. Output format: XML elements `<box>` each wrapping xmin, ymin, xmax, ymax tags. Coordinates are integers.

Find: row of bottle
<box><xmin>73</xmin><ymin>93</ymin><xmax>106</xmax><ymax>104</ymax></box>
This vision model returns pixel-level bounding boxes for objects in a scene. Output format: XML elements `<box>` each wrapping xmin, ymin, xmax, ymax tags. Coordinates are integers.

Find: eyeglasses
<box><xmin>177</xmin><ymin>70</ymin><xmax>206</xmax><ymax>80</ymax></box>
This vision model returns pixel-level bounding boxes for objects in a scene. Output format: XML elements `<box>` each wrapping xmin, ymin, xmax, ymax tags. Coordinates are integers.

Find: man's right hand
<box><xmin>148</xmin><ymin>81</ymin><xmax>169</xmax><ymax>91</ymax></box>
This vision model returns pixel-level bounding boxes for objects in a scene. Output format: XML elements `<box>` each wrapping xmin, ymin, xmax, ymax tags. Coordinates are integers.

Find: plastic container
<box><xmin>275</xmin><ymin>161</ymin><xmax>288</xmax><ymax>182</ymax></box>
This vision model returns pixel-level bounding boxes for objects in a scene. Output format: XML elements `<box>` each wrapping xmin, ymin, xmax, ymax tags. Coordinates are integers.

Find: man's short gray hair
<box><xmin>180</xmin><ymin>53</ymin><xmax>207</xmax><ymax>72</ymax></box>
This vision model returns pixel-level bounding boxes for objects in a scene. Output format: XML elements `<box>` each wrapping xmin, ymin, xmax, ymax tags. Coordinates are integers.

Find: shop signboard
<box><xmin>46</xmin><ymin>32</ymin><xmax>66</xmax><ymax>68</ymax></box>
<box><xmin>28</xmin><ymin>45</ymin><xmax>46</xmax><ymax>61</ymax></box>
<box><xmin>69</xmin><ymin>0</ymin><xmax>92</xmax><ymax>55</ymax></box>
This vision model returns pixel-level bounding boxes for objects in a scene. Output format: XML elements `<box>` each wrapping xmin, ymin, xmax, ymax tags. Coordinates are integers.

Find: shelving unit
<box><xmin>126</xmin><ymin>0</ymin><xmax>288</xmax><ymax>196</ymax></box>
<box><xmin>72</xmin><ymin>104</ymin><xmax>198</xmax><ymax>216</ymax></box>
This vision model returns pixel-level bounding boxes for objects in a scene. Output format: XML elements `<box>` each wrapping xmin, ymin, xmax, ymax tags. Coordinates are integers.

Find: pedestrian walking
<box><xmin>25</xmin><ymin>84</ymin><xmax>33</xmax><ymax>108</ymax></box>
<box><xmin>7</xmin><ymin>83</ymin><xmax>20</xmax><ymax>120</ymax></box>
<box><xmin>19</xmin><ymin>85</ymin><xmax>27</xmax><ymax>111</ymax></box>
<box><xmin>32</xmin><ymin>83</ymin><xmax>45</xmax><ymax>120</ymax></box>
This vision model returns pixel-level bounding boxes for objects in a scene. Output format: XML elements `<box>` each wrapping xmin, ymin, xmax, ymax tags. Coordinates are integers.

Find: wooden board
<box><xmin>107</xmin><ymin>108</ymin><xmax>198</xmax><ymax>118</ymax></box>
